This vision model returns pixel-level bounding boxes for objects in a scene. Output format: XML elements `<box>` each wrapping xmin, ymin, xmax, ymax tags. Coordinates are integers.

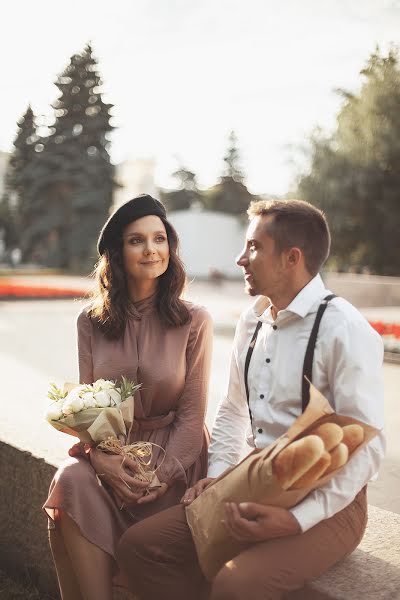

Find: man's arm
<box><xmin>289</xmin><ymin>315</ymin><xmax>385</xmax><ymax>532</ymax></box>
<box><xmin>208</xmin><ymin>315</ymin><xmax>253</xmax><ymax>478</ymax></box>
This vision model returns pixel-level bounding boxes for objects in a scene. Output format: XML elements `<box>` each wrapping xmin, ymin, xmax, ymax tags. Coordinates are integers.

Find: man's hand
<box><xmin>181</xmin><ymin>477</ymin><xmax>215</xmax><ymax>506</ymax></box>
<box><xmin>223</xmin><ymin>502</ymin><xmax>301</xmax><ymax>543</ymax></box>
<box><xmin>89</xmin><ymin>448</ymin><xmax>149</xmax><ymax>508</ymax></box>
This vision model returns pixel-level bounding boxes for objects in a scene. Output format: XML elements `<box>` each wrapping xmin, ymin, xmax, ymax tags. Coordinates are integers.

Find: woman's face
<box><xmin>122</xmin><ymin>215</ymin><xmax>170</xmax><ymax>283</ymax></box>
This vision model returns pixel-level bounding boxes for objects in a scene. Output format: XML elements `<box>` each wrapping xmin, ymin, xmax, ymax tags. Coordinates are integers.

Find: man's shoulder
<box><xmin>322</xmin><ymin>296</ymin><xmax>381</xmax><ymax>343</ymax></box>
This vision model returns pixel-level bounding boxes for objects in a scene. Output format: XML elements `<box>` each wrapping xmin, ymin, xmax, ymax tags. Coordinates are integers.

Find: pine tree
<box><xmin>1</xmin><ymin>105</ymin><xmax>38</xmax><ymax>251</ymax></box>
<box><xmin>20</xmin><ymin>44</ymin><xmax>115</xmax><ymax>270</ymax></box>
<box><xmin>161</xmin><ymin>167</ymin><xmax>203</xmax><ymax>211</ymax></box>
<box><xmin>205</xmin><ymin>131</ymin><xmax>255</xmax><ymax>216</ymax></box>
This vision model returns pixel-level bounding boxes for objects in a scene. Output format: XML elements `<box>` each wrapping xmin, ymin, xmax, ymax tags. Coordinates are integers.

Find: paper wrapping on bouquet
<box><xmin>49</xmin><ymin>382</ymin><xmax>134</xmax><ymax>444</ymax></box>
<box><xmin>186</xmin><ymin>383</ymin><xmax>380</xmax><ymax>580</ymax></box>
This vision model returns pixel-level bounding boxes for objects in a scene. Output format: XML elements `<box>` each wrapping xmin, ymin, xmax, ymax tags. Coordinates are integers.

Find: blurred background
<box><xmin>0</xmin><ymin>0</ymin><xmax>399</xmax><ymax>276</ymax></box>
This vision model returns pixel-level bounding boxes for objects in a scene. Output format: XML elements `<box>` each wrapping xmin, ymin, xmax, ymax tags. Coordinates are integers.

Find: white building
<box><xmin>113</xmin><ymin>158</ymin><xmax>157</xmax><ymax>209</ymax></box>
<box><xmin>168</xmin><ymin>208</ymin><xmax>246</xmax><ymax>278</ymax></box>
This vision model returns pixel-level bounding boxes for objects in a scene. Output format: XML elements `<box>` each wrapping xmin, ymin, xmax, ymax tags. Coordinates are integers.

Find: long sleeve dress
<box><xmin>43</xmin><ymin>294</ymin><xmax>213</xmax><ymax>559</ymax></box>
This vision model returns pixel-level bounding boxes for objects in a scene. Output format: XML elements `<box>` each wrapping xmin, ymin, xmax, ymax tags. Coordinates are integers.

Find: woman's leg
<box><xmin>56</xmin><ymin>510</ymin><xmax>114</xmax><ymax>600</ymax></box>
<box><xmin>49</xmin><ymin>524</ymin><xmax>83</xmax><ymax>600</ymax></box>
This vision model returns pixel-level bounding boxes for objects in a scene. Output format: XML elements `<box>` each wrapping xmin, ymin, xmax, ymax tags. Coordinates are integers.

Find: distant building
<box><xmin>0</xmin><ymin>150</ymin><xmax>10</xmax><ymax>198</ymax></box>
<box><xmin>168</xmin><ymin>208</ymin><xmax>246</xmax><ymax>278</ymax></box>
<box><xmin>113</xmin><ymin>158</ymin><xmax>157</xmax><ymax>209</ymax></box>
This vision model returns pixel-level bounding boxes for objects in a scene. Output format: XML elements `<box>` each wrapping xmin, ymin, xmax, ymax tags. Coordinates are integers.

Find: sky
<box><xmin>1</xmin><ymin>0</ymin><xmax>399</xmax><ymax>195</ymax></box>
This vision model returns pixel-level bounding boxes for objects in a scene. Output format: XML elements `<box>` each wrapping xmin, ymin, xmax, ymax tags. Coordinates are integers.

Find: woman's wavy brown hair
<box><xmin>88</xmin><ymin>217</ymin><xmax>190</xmax><ymax>340</ymax></box>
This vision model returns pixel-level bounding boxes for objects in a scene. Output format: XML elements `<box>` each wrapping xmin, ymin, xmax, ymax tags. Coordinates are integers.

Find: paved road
<box><xmin>0</xmin><ymin>296</ymin><xmax>399</xmax><ymax>513</ymax></box>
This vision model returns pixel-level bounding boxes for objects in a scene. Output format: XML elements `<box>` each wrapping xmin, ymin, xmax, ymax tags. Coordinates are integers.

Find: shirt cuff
<box><xmin>207</xmin><ymin>460</ymin><xmax>234</xmax><ymax>479</ymax></box>
<box><xmin>289</xmin><ymin>495</ymin><xmax>328</xmax><ymax>532</ymax></box>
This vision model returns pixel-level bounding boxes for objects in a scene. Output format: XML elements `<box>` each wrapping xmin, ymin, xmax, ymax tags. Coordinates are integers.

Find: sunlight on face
<box><xmin>122</xmin><ymin>215</ymin><xmax>170</xmax><ymax>283</ymax></box>
<box><xmin>236</xmin><ymin>215</ymin><xmax>285</xmax><ymax>297</ymax></box>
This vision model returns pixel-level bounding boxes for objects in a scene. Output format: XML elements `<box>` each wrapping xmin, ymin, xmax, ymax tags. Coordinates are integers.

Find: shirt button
<box><xmin>257</xmin><ymin>428</ymin><xmax>263</xmax><ymax>434</ymax></box>
<box><xmin>266</xmin><ymin>358</ymin><xmax>271</xmax><ymax>363</ymax></box>
<box><xmin>260</xmin><ymin>394</ymin><xmax>264</xmax><ymax>399</ymax></box>
<box><xmin>272</xmin><ymin>325</ymin><xmax>277</xmax><ymax>330</ymax></box>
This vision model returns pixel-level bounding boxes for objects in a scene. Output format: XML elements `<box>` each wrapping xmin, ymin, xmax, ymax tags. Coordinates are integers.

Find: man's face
<box><xmin>236</xmin><ymin>215</ymin><xmax>286</xmax><ymax>297</ymax></box>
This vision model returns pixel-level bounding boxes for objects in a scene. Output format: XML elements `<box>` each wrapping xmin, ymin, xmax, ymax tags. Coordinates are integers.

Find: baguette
<box><xmin>308</xmin><ymin>422</ymin><xmax>343</xmax><ymax>451</ymax></box>
<box><xmin>290</xmin><ymin>451</ymin><xmax>331</xmax><ymax>489</ymax></box>
<box><xmin>341</xmin><ymin>424</ymin><xmax>364</xmax><ymax>454</ymax></box>
<box><xmin>325</xmin><ymin>443</ymin><xmax>348</xmax><ymax>474</ymax></box>
<box><xmin>274</xmin><ymin>435</ymin><xmax>324</xmax><ymax>490</ymax></box>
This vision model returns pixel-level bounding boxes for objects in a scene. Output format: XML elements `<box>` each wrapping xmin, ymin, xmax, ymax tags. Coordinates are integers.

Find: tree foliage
<box><xmin>17</xmin><ymin>44</ymin><xmax>115</xmax><ymax>270</ymax></box>
<box><xmin>205</xmin><ymin>131</ymin><xmax>255</xmax><ymax>216</ymax></box>
<box><xmin>161</xmin><ymin>167</ymin><xmax>202</xmax><ymax>211</ymax></box>
<box><xmin>298</xmin><ymin>48</ymin><xmax>400</xmax><ymax>275</ymax></box>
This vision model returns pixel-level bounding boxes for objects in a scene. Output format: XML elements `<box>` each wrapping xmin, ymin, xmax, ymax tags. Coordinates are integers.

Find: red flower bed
<box><xmin>369</xmin><ymin>321</ymin><xmax>400</xmax><ymax>339</ymax></box>
<box><xmin>0</xmin><ymin>281</ymin><xmax>88</xmax><ymax>299</ymax></box>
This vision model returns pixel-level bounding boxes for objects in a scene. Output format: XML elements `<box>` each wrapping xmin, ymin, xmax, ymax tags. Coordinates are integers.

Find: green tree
<box><xmin>20</xmin><ymin>43</ymin><xmax>115</xmax><ymax>270</ymax></box>
<box><xmin>298</xmin><ymin>48</ymin><xmax>400</xmax><ymax>275</ymax></box>
<box><xmin>205</xmin><ymin>131</ymin><xmax>255</xmax><ymax>216</ymax></box>
<box><xmin>161</xmin><ymin>167</ymin><xmax>203</xmax><ymax>211</ymax></box>
<box><xmin>1</xmin><ymin>106</ymin><xmax>38</xmax><ymax>250</ymax></box>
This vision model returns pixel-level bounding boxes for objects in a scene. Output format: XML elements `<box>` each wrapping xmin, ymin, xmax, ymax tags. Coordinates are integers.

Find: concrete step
<box><xmin>289</xmin><ymin>505</ymin><xmax>400</xmax><ymax>599</ymax></box>
<box><xmin>2</xmin><ymin>439</ymin><xmax>400</xmax><ymax>600</ymax></box>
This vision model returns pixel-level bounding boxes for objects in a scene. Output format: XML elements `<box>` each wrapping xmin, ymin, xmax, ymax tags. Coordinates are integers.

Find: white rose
<box><xmin>108</xmin><ymin>388</ymin><xmax>122</xmax><ymax>406</ymax></box>
<box><xmin>45</xmin><ymin>400</ymin><xmax>64</xmax><ymax>422</ymax></box>
<box><xmin>82</xmin><ymin>391</ymin><xmax>97</xmax><ymax>408</ymax></box>
<box><xmin>94</xmin><ymin>390</ymin><xmax>111</xmax><ymax>408</ymax></box>
<box><xmin>62</xmin><ymin>389</ymin><xmax>84</xmax><ymax>414</ymax></box>
<box><xmin>95</xmin><ymin>379</ymin><xmax>114</xmax><ymax>390</ymax></box>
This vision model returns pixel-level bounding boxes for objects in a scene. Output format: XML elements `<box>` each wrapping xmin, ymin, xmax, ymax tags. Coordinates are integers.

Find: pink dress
<box><xmin>44</xmin><ymin>294</ymin><xmax>212</xmax><ymax>559</ymax></box>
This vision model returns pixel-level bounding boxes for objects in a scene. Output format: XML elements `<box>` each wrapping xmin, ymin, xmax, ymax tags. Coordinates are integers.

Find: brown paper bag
<box><xmin>186</xmin><ymin>383</ymin><xmax>380</xmax><ymax>580</ymax></box>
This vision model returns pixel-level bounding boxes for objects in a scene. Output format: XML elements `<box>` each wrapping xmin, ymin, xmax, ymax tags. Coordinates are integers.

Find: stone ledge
<box><xmin>1</xmin><ymin>439</ymin><xmax>399</xmax><ymax>600</ymax></box>
<box><xmin>289</xmin><ymin>505</ymin><xmax>400</xmax><ymax>600</ymax></box>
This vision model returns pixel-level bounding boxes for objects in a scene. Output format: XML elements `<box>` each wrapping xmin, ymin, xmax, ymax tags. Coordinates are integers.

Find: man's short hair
<box><xmin>247</xmin><ymin>199</ymin><xmax>331</xmax><ymax>276</ymax></box>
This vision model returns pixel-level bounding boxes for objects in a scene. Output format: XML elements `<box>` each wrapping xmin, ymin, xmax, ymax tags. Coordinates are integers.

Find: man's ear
<box><xmin>287</xmin><ymin>247</ymin><xmax>302</xmax><ymax>268</ymax></box>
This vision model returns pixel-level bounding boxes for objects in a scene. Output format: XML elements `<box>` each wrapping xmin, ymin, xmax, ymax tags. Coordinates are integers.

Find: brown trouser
<box><xmin>117</xmin><ymin>487</ymin><xmax>367</xmax><ymax>600</ymax></box>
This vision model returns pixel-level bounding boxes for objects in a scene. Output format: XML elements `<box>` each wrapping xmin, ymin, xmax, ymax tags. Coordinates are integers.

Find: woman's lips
<box><xmin>140</xmin><ymin>260</ymin><xmax>160</xmax><ymax>266</ymax></box>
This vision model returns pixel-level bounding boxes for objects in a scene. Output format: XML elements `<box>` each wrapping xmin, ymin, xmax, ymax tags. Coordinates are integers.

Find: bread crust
<box><xmin>341</xmin><ymin>424</ymin><xmax>365</xmax><ymax>454</ymax></box>
<box><xmin>274</xmin><ymin>435</ymin><xmax>324</xmax><ymax>490</ymax></box>
<box><xmin>326</xmin><ymin>442</ymin><xmax>349</xmax><ymax>474</ymax></box>
<box><xmin>308</xmin><ymin>422</ymin><xmax>343</xmax><ymax>451</ymax></box>
<box><xmin>290</xmin><ymin>451</ymin><xmax>331</xmax><ymax>489</ymax></box>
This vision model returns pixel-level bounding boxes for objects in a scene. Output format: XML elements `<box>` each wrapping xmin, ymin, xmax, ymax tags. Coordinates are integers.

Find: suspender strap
<box><xmin>244</xmin><ymin>320</ymin><xmax>262</xmax><ymax>421</ymax></box>
<box><xmin>301</xmin><ymin>293</ymin><xmax>336</xmax><ymax>412</ymax></box>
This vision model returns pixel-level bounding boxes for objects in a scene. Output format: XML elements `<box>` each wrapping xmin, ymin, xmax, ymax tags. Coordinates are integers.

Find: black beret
<box><xmin>97</xmin><ymin>194</ymin><xmax>167</xmax><ymax>255</ymax></box>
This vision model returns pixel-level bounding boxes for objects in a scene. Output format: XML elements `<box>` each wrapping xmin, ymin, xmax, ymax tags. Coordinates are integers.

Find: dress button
<box><xmin>272</xmin><ymin>325</ymin><xmax>277</xmax><ymax>330</ymax></box>
<box><xmin>266</xmin><ymin>358</ymin><xmax>271</xmax><ymax>363</ymax></box>
<box><xmin>257</xmin><ymin>428</ymin><xmax>263</xmax><ymax>434</ymax></box>
<box><xmin>260</xmin><ymin>394</ymin><xmax>264</xmax><ymax>399</ymax></box>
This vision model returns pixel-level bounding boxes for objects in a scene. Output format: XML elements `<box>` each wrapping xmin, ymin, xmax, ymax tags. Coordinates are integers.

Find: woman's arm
<box><xmin>158</xmin><ymin>307</ymin><xmax>213</xmax><ymax>486</ymax></box>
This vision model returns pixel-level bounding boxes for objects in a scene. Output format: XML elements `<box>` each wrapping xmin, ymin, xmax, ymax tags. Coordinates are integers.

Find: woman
<box><xmin>44</xmin><ymin>194</ymin><xmax>213</xmax><ymax>600</ymax></box>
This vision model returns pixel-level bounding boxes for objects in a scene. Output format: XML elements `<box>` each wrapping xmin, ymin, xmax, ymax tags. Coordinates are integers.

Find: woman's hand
<box><xmin>136</xmin><ymin>482</ymin><xmax>169</xmax><ymax>505</ymax></box>
<box><xmin>89</xmin><ymin>448</ymin><xmax>149</xmax><ymax>508</ymax></box>
<box><xmin>181</xmin><ymin>477</ymin><xmax>215</xmax><ymax>506</ymax></box>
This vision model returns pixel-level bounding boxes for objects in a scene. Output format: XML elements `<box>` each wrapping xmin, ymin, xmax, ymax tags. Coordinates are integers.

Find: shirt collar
<box><xmin>253</xmin><ymin>274</ymin><xmax>328</xmax><ymax>321</ymax></box>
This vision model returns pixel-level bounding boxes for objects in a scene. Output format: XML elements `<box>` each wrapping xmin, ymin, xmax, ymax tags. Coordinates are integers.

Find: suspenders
<box><xmin>244</xmin><ymin>294</ymin><xmax>336</xmax><ymax>421</ymax></box>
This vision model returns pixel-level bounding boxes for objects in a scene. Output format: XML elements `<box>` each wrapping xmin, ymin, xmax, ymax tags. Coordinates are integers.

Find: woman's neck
<box><xmin>127</xmin><ymin>279</ymin><xmax>157</xmax><ymax>303</ymax></box>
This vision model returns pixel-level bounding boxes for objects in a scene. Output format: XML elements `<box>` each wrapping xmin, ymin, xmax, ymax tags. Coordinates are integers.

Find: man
<box><xmin>117</xmin><ymin>199</ymin><xmax>385</xmax><ymax>600</ymax></box>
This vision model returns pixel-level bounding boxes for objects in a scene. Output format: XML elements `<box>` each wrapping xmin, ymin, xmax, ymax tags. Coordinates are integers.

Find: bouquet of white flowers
<box><xmin>45</xmin><ymin>376</ymin><xmax>140</xmax><ymax>444</ymax></box>
<box><xmin>45</xmin><ymin>377</ymin><xmax>162</xmax><ymax>490</ymax></box>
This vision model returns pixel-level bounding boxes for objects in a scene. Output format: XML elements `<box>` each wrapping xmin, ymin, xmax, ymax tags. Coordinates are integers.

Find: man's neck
<box><xmin>269</xmin><ymin>275</ymin><xmax>314</xmax><ymax>319</ymax></box>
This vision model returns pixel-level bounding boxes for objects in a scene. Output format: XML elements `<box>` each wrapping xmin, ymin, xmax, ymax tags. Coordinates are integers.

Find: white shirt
<box><xmin>208</xmin><ymin>275</ymin><xmax>385</xmax><ymax>532</ymax></box>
